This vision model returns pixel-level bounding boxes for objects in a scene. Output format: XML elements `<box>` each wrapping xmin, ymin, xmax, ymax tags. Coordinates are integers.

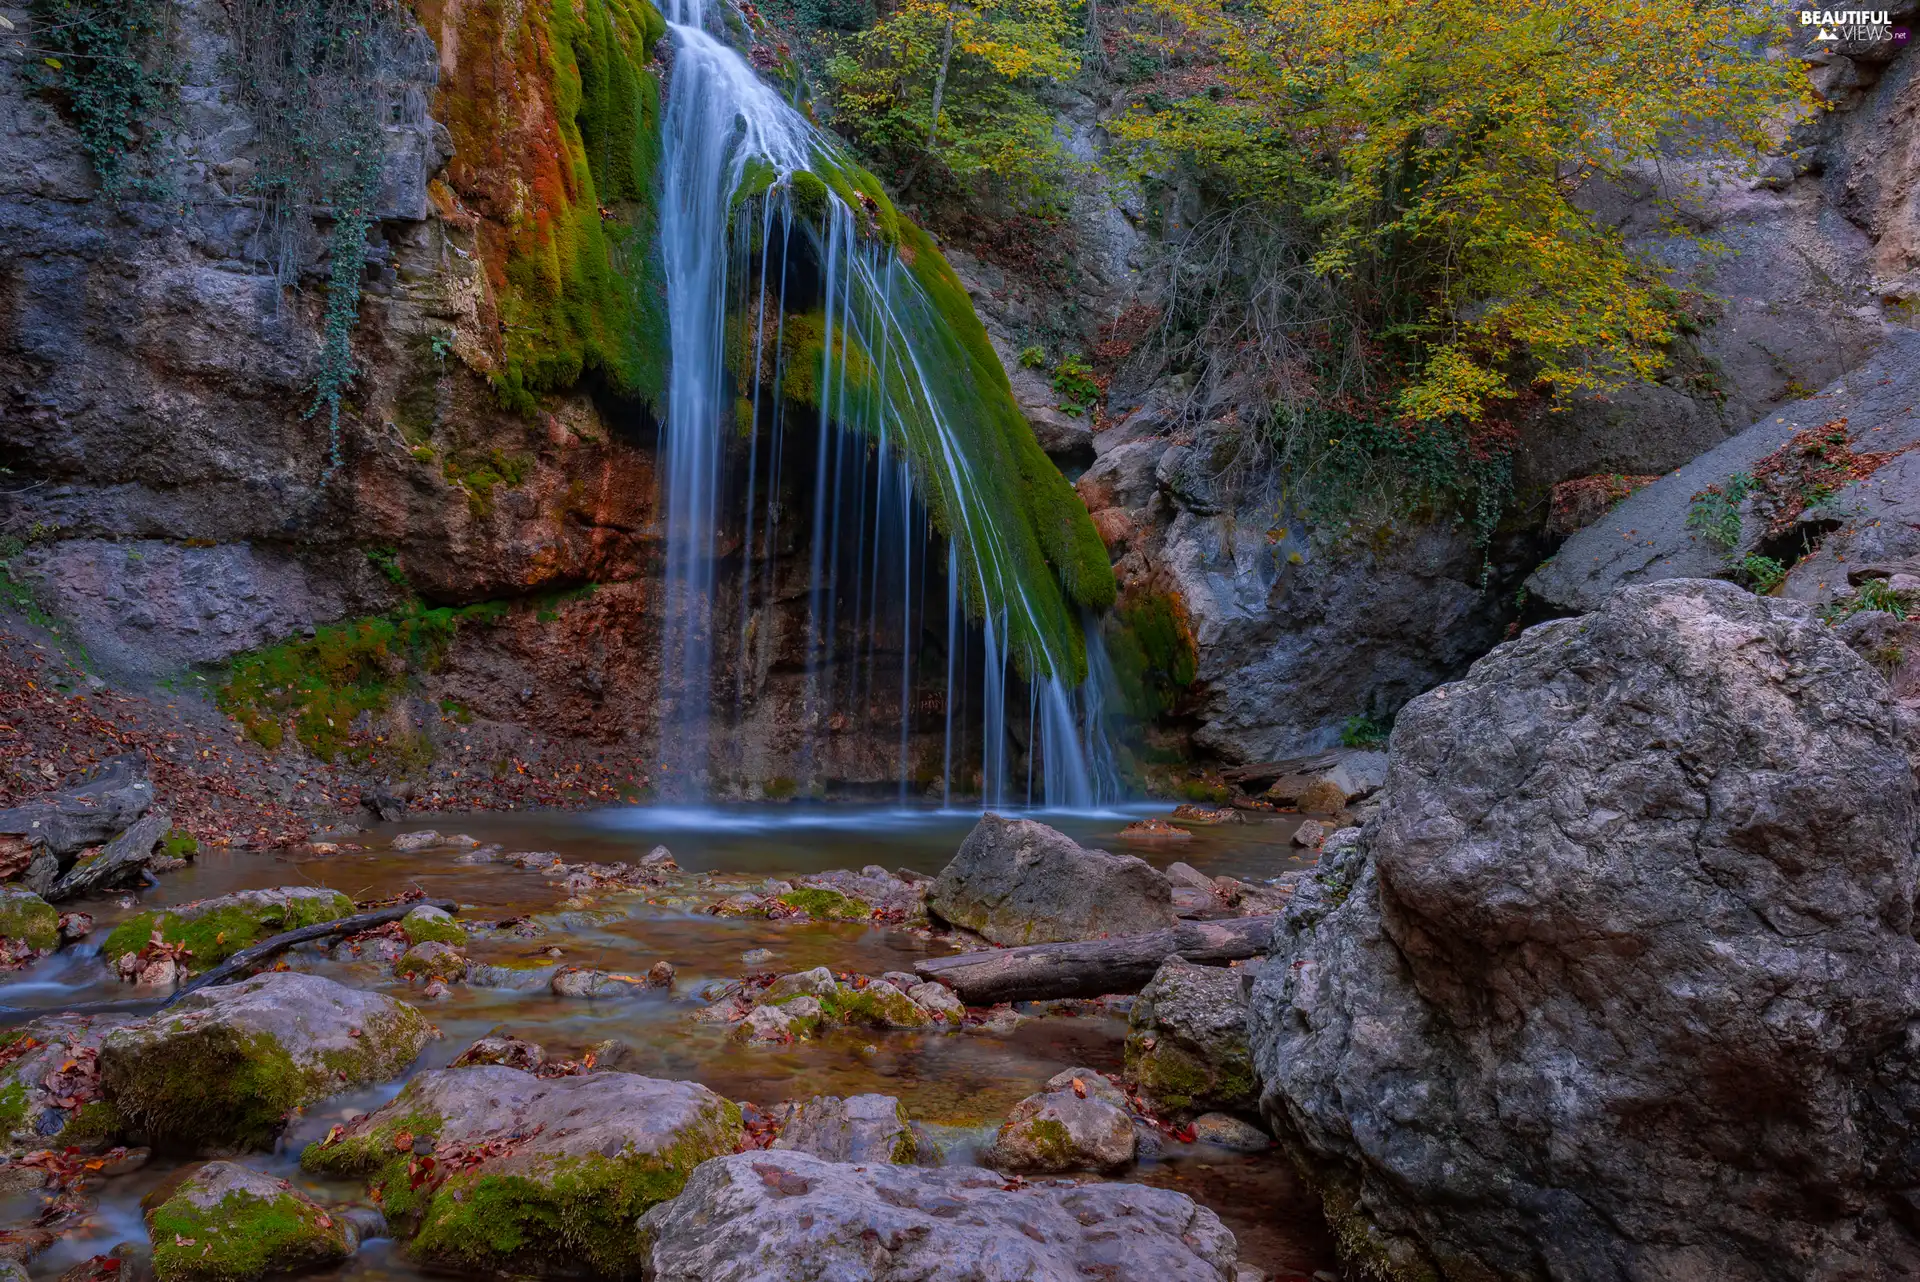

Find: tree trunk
<box><xmin>913</xmin><ymin>915</ymin><xmax>1279</xmax><ymax>1005</ymax></box>
<box><xmin>926</xmin><ymin>13</ymin><xmax>957</xmax><ymax>154</ymax></box>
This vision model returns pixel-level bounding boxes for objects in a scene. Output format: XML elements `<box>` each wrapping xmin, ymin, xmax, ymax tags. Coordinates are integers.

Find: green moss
<box><xmin>1022</xmin><ymin>1116</ymin><xmax>1075</xmax><ymax>1168</ymax></box>
<box><xmin>59</xmin><ymin>1098</ymin><xmax>122</xmax><ymax>1146</ymax></box>
<box><xmin>149</xmin><ymin>1186</ymin><xmax>345</xmax><ymax>1282</ymax></box>
<box><xmin>105</xmin><ymin>1001</ymin><xmax>427</xmax><ymax>1153</ymax></box>
<box><xmin>818</xmin><ymin>985</ymin><xmax>931</xmax><ymax>1029</ymax></box>
<box><xmin>101</xmin><ymin>892</ymin><xmax>354</xmax><ymax>968</ymax></box>
<box><xmin>775</xmin><ymin>887</ymin><xmax>871</xmax><ymax>921</ymax></box>
<box><xmin>0</xmin><ymin>888</ymin><xmax>59</xmax><ymax>953</ymax></box>
<box><xmin>215</xmin><ymin>602</ymin><xmax>505</xmax><ymax>758</ymax></box>
<box><xmin>434</xmin><ymin>0</ymin><xmax>670</xmax><ymax>414</ymax></box>
<box><xmin>107</xmin><ymin>1027</ymin><xmax>311</xmax><ymax>1152</ymax></box>
<box><xmin>161</xmin><ymin>828</ymin><xmax>199</xmax><ymax>860</ymax></box>
<box><xmin>396</xmin><ymin>944</ymin><xmax>467</xmax><ymax>981</ymax></box>
<box><xmin>788</xmin><ymin>170</ymin><xmax>830</xmax><ymax>222</ymax></box>
<box><xmin>1105</xmin><ymin>590</ymin><xmax>1199</xmax><ymax>720</ymax></box>
<box><xmin>1124</xmin><ymin>1032</ymin><xmax>1256</xmax><ymax>1117</ymax></box>
<box><xmin>310</xmin><ymin>1097</ymin><xmax>740</xmax><ymax>1276</ymax></box>
<box><xmin>0</xmin><ymin>1080</ymin><xmax>28</xmax><ymax>1135</ymax></box>
<box><xmin>401</xmin><ymin>913</ymin><xmax>467</xmax><ymax>948</ymax></box>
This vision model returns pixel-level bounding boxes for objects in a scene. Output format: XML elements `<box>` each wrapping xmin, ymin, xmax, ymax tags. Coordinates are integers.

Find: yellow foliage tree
<box><xmin>828</xmin><ymin>0</ymin><xmax>1079</xmax><ymax>202</ymax></box>
<box><xmin>1117</xmin><ymin>0</ymin><xmax>1811</xmax><ymax>421</ymax></box>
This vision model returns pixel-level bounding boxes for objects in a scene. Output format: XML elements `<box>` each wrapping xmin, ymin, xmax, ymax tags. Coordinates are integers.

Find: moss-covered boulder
<box><xmin>398</xmin><ymin>905</ymin><xmax>465</xmax><ymax>947</ymax></box>
<box><xmin>987</xmin><ymin>1087</ymin><xmax>1136</xmax><ymax>1174</ymax></box>
<box><xmin>396</xmin><ymin>941</ymin><xmax>467</xmax><ymax>983</ymax></box>
<box><xmin>0</xmin><ymin>886</ymin><xmax>59</xmax><ymax>958</ymax></box>
<box><xmin>100</xmin><ymin>972</ymin><xmax>431</xmax><ymax>1152</ymax></box>
<box><xmin>145</xmin><ymin>1160</ymin><xmax>351</xmax><ymax>1282</ymax></box>
<box><xmin>1123</xmin><ymin>956</ymin><xmax>1256</xmax><ymax>1118</ymax></box>
<box><xmin>101</xmin><ymin>888</ymin><xmax>355</xmax><ymax>973</ymax></box>
<box><xmin>302</xmin><ymin>1066</ymin><xmax>742</xmax><ymax>1277</ymax></box>
<box><xmin>0</xmin><ymin>1013</ymin><xmax>129</xmax><ymax>1152</ymax></box>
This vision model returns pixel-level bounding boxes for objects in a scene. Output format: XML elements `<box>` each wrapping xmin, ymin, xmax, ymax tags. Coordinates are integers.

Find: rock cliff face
<box><xmin>0</xmin><ymin>0</ymin><xmax>976</xmax><ymax>795</ymax></box>
<box><xmin>1248</xmin><ymin>579</ymin><xmax>1920</xmax><ymax>1281</ymax></box>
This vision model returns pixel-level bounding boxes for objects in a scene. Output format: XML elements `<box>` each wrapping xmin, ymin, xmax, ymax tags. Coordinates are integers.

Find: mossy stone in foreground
<box><xmin>100</xmin><ymin>972</ymin><xmax>431</xmax><ymax>1152</ymax></box>
<box><xmin>303</xmin><ymin>1066</ymin><xmax>743</xmax><ymax>1277</ymax></box>
<box><xmin>146</xmin><ymin>1161</ymin><xmax>350</xmax><ymax>1282</ymax></box>
<box><xmin>101</xmin><ymin>887</ymin><xmax>355</xmax><ymax>970</ymax></box>
<box><xmin>0</xmin><ymin>886</ymin><xmax>58</xmax><ymax>954</ymax></box>
<box><xmin>1124</xmin><ymin>955</ymin><xmax>1256</xmax><ymax>1118</ymax></box>
<box><xmin>399</xmin><ymin>904</ymin><xmax>466</xmax><ymax>947</ymax></box>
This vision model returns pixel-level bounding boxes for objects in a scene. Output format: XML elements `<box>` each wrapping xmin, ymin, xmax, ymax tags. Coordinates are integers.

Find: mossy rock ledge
<box><xmin>146</xmin><ymin>1160</ymin><xmax>352</xmax><ymax>1282</ymax></box>
<box><xmin>987</xmin><ymin>1084</ymin><xmax>1136</xmax><ymax>1175</ymax></box>
<box><xmin>0</xmin><ymin>886</ymin><xmax>59</xmax><ymax>956</ymax></box>
<box><xmin>1123</xmin><ymin>955</ymin><xmax>1257</xmax><ymax>1119</ymax></box>
<box><xmin>99</xmin><ymin>972</ymin><xmax>432</xmax><ymax>1153</ymax></box>
<box><xmin>101</xmin><ymin>887</ymin><xmax>356</xmax><ymax>971</ymax></box>
<box><xmin>301</xmin><ymin>1066</ymin><xmax>743</xmax><ymax>1277</ymax></box>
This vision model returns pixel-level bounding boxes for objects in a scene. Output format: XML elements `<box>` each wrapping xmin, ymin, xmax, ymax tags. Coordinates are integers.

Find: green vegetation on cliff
<box><xmin>417</xmin><ymin>0</ymin><xmax>670</xmax><ymax>413</ymax></box>
<box><xmin>730</xmin><ymin>157</ymin><xmax>1115</xmax><ymax>681</ymax></box>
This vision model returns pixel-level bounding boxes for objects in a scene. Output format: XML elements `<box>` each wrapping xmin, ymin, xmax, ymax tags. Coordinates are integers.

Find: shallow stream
<box><xmin>1</xmin><ymin>805</ymin><xmax>1338</xmax><ymax>1279</ymax></box>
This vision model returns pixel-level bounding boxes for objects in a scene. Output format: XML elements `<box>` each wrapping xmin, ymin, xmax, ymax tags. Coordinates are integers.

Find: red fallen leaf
<box><xmin>393</xmin><ymin>1130</ymin><xmax>414</xmax><ymax>1152</ymax></box>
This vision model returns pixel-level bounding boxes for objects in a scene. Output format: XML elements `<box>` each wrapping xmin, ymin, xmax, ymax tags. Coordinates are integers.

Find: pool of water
<box><xmin>0</xmin><ymin>803</ymin><xmax>1337</xmax><ymax>1279</ymax></box>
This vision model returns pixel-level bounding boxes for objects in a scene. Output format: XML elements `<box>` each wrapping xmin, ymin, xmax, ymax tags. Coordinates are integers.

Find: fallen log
<box><xmin>913</xmin><ymin>914</ymin><xmax>1279</xmax><ymax>1005</ymax></box>
<box><xmin>167</xmin><ymin>898</ymin><xmax>459</xmax><ymax>1004</ymax></box>
<box><xmin>0</xmin><ymin>898</ymin><xmax>463</xmax><ymax>1022</ymax></box>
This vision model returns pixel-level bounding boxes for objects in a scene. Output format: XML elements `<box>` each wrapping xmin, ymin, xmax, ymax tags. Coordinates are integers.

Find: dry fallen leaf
<box><xmin>1070</xmin><ymin>1077</ymin><xmax>1087</xmax><ymax>1099</ymax></box>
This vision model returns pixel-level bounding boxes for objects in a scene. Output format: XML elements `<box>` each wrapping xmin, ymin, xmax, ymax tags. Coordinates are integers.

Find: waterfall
<box><xmin>653</xmin><ymin>0</ymin><xmax>1122</xmax><ymax>808</ymax></box>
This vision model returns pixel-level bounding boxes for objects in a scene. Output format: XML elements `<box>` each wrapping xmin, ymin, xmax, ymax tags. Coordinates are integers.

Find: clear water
<box><xmin>0</xmin><ymin>808</ymin><xmax>1335</xmax><ymax>1278</ymax></box>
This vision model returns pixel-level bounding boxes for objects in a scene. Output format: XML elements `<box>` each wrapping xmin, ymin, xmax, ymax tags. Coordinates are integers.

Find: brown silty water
<box><xmin>0</xmin><ymin>804</ymin><xmax>1339</xmax><ymax>1280</ymax></box>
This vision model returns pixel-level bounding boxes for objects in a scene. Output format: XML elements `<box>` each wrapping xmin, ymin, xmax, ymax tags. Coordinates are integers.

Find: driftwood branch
<box><xmin>168</xmin><ymin>898</ymin><xmax>459</xmax><ymax>1003</ymax></box>
<box><xmin>913</xmin><ymin>915</ymin><xmax>1279</xmax><ymax>1005</ymax></box>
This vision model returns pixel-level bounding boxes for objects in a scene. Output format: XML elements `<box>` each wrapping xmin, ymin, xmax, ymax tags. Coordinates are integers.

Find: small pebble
<box><xmin>742</xmin><ymin>948</ymin><xmax>774</xmax><ymax>965</ymax></box>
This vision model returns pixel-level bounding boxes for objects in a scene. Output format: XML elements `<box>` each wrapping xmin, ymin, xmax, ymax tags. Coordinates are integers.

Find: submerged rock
<box><xmin>1251</xmin><ymin>580</ymin><xmax>1920</xmax><ymax>1280</ymax></box>
<box><xmin>451</xmin><ymin>1036</ymin><xmax>545</xmax><ymax>1071</ymax></box>
<box><xmin>303</xmin><ymin>1066</ymin><xmax>742</xmax><ymax>1277</ymax></box>
<box><xmin>771</xmin><ymin>1094</ymin><xmax>929</xmax><ymax>1164</ymax></box>
<box><xmin>550</xmin><ymin>966</ymin><xmax>648</xmax><ymax>999</ymax></box>
<box><xmin>465</xmin><ymin>958</ymin><xmax>563</xmax><ymax>991</ymax></box>
<box><xmin>640</xmin><ymin>1150</ymin><xmax>1241</xmax><ymax>1280</ymax></box>
<box><xmin>929</xmin><ymin>814</ymin><xmax>1177</xmax><ymax>945</ymax></box>
<box><xmin>1190</xmin><ymin>1113</ymin><xmax>1269</xmax><ymax>1152</ymax></box>
<box><xmin>100</xmin><ymin>972</ymin><xmax>430</xmax><ymax>1152</ymax></box>
<box><xmin>101</xmin><ymin>887</ymin><xmax>355</xmax><ymax>972</ymax></box>
<box><xmin>145</xmin><ymin>1160</ymin><xmax>351</xmax><ymax>1282</ymax></box>
<box><xmin>764</xmin><ymin>967</ymin><xmax>839</xmax><ymax>1001</ymax></box>
<box><xmin>1125</xmin><ymin>956</ymin><xmax>1256</xmax><ymax>1118</ymax></box>
<box><xmin>988</xmin><ymin>1085</ymin><xmax>1135</xmax><ymax>1173</ymax></box>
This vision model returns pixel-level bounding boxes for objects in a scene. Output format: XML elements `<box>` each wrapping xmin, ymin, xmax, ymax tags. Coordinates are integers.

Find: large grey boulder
<box><xmin>303</xmin><ymin>1066</ymin><xmax>742</xmax><ymax>1277</ymax></box>
<box><xmin>640</xmin><ymin>1150</ymin><xmax>1242</xmax><ymax>1281</ymax></box>
<box><xmin>1125</xmin><ymin>955</ymin><xmax>1256</xmax><ymax>1119</ymax></box>
<box><xmin>930</xmin><ymin>814</ymin><xmax>1176</xmax><ymax>945</ymax></box>
<box><xmin>1250</xmin><ymin>579</ymin><xmax>1920</xmax><ymax>1281</ymax></box>
<box><xmin>100</xmin><ymin>972</ymin><xmax>430</xmax><ymax>1152</ymax></box>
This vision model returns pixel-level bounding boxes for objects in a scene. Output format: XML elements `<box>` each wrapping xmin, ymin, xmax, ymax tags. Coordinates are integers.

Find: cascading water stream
<box><xmin>653</xmin><ymin>0</ymin><xmax>1123</xmax><ymax>808</ymax></box>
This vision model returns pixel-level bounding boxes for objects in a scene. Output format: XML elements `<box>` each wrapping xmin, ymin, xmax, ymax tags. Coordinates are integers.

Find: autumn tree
<box><xmin>1116</xmin><ymin>0</ymin><xmax>1810</xmax><ymax>424</ymax></box>
<box><xmin>827</xmin><ymin>0</ymin><xmax>1079</xmax><ymax>205</ymax></box>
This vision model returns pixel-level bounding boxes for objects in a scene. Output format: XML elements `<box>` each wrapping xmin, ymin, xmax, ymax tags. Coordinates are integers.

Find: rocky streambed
<box><xmin>0</xmin><ymin>800</ymin><xmax>1337</xmax><ymax>1281</ymax></box>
